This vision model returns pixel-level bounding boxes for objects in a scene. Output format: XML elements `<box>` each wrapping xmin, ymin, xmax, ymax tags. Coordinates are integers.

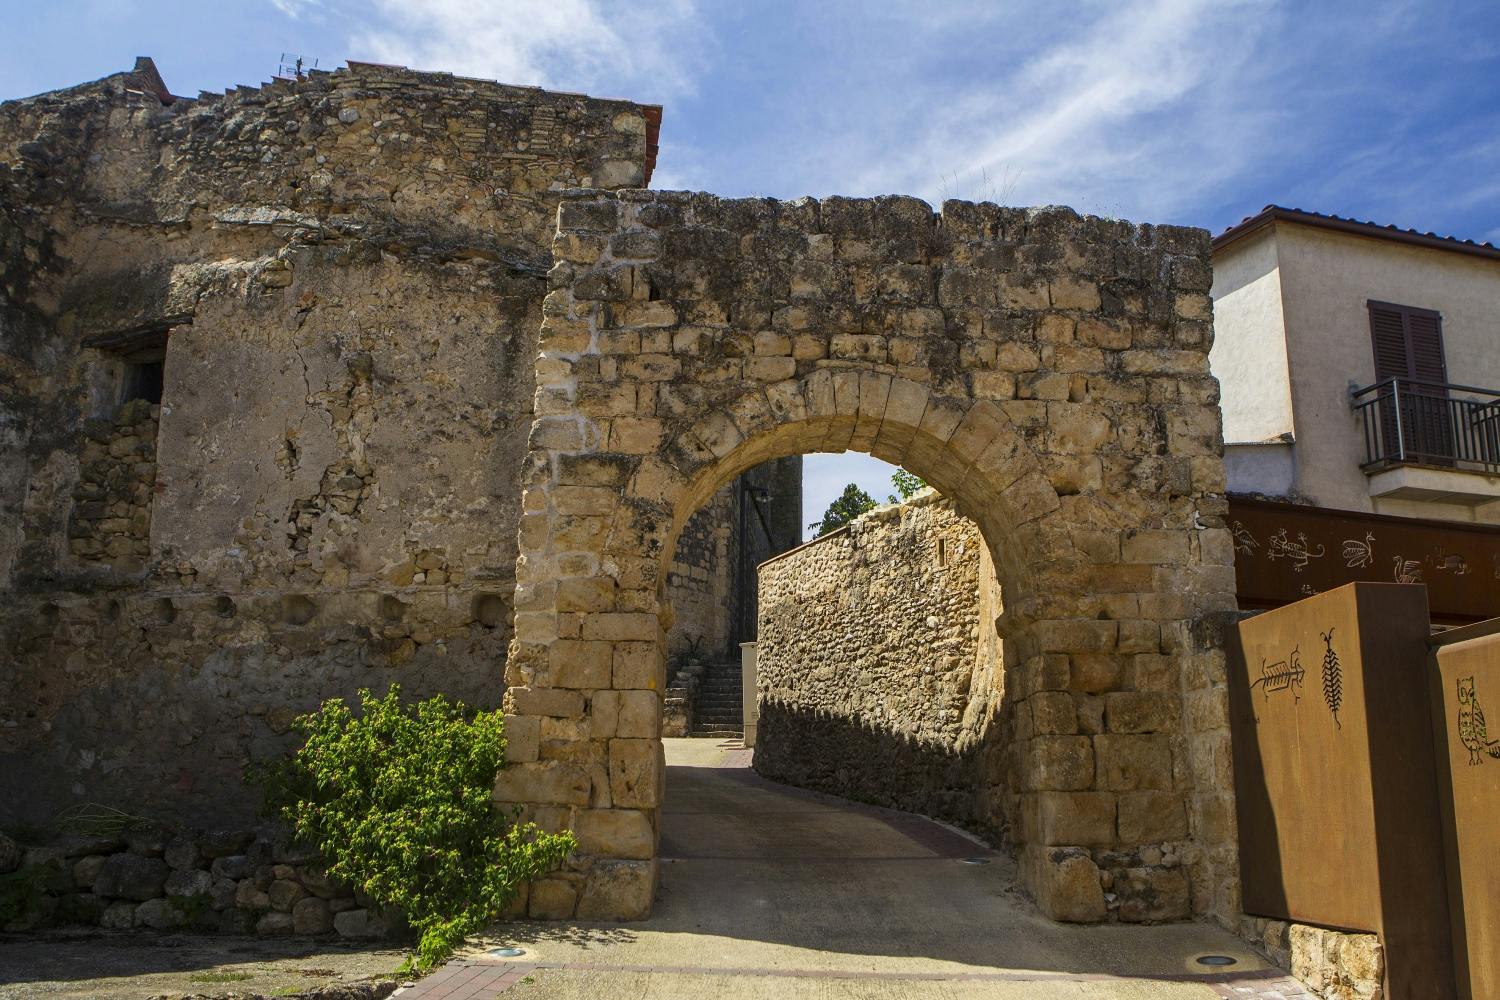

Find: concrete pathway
<box><xmin>403</xmin><ymin>739</ymin><xmax>1302</xmax><ymax>1000</ymax></box>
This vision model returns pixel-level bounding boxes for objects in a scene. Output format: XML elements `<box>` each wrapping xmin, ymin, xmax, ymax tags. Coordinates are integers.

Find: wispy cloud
<box><xmin>826</xmin><ymin>0</ymin><xmax>1287</xmax><ymax>220</ymax></box>
<box><xmin>345</xmin><ymin>0</ymin><xmax>708</xmax><ymax>101</ymax></box>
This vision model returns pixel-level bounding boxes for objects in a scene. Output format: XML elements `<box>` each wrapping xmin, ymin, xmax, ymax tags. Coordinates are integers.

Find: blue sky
<box><xmin>5</xmin><ymin>0</ymin><xmax>1499</xmax><ymax>536</ymax></box>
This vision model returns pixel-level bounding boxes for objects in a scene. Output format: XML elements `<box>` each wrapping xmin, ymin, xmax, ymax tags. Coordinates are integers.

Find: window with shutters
<box><xmin>1367</xmin><ymin>300</ymin><xmax>1453</xmax><ymax>465</ymax></box>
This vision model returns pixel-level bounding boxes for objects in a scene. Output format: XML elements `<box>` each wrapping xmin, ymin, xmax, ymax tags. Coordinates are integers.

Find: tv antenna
<box><xmin>277</xmin><ymin>53</ymin><xmax>319</xmax><ymax>79</ymax></box>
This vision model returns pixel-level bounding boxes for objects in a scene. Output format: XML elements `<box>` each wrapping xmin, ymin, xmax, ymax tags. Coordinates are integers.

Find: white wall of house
<box><xmin>1209</xmin><ymin>227</ymin><xmax>1296</xmax><ymax>447</ymax></box>
<box><xmin>1212</xmin><ymin>221</ymin><xmax>1500</xmax><ymax>524</ymax></box>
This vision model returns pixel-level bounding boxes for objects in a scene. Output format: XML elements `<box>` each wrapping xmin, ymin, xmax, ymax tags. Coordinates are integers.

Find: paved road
<box><xmin>418</xmin><ymin>739</ymin><xmax>1301</xmax><ymax>1000</ymax></box>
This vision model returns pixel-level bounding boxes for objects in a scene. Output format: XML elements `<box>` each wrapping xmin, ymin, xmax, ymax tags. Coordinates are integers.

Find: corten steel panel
<box><xmin>1228</xmin><ymin>496</ymin><xmax>1500</xmax><ymax>624</ymax></box>
<box><xmin>1429</xmin><ymin>621</ymin><xmax>1500</xmax><ymax>1000</ymax></box>
<box><xmin>1227</xmin><ymin>583</ymin><xmax>1456</xmax><ymax>998</ymax></box>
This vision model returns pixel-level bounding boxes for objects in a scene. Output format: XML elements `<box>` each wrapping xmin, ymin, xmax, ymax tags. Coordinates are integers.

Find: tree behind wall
<box><xmin>809</xmin><ymin>483</ymin><xmax>877</xmax><ymax>538</ymax></box>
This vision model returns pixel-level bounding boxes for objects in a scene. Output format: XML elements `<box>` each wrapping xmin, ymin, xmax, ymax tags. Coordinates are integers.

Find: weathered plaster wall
<box><xmin>754</xmin><ymin>493</ymin><xmax>1006</xmax><ymax>832</ymax></box>
<box><xmin>0</xmin><ymin>58</ymin><xmax>668</xmax><ymax>826</ymax></box>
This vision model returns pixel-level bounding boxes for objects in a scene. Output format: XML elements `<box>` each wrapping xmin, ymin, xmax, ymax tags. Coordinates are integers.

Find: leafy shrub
<box><xmin>260</xmin><ymin>686</ymin><xmax>575</xmax><ymax>971</ymax></box>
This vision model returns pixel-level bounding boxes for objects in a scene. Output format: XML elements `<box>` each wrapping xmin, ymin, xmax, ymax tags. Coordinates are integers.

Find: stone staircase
<box><xmin>690</xmin><ymin>660</ymin><xmax>744</xmax><ymax>738</ymax></box>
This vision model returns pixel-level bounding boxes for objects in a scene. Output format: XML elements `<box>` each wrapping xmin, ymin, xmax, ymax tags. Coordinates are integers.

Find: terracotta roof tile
<box><xmin>1214</xmin><ymin>204</ymin><xmax>1500</xmax><ymax>262</ymax></box>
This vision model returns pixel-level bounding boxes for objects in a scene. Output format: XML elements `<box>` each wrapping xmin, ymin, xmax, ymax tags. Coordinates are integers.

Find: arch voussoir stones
<box><xmin>503</xmin><ymin>190</ymin><xmax>1239</xmax><ymax>926</ymax></box>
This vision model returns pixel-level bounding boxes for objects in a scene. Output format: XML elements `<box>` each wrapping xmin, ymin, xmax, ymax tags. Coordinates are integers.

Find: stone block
<box><xmin>164</xmin><ymin>868</ymin><xmax>213</xmax><ymax>898</ymax></box>
<box><xmin>574</xmin><ymin>808</ymin><xmax>655</xmax><ymax>859</ymax></box>
<box><xmin>615</xmin><ymin>690</ymin><xmax>660</xmax><ymax>738</ymax></box>
<box><xmin>494</xmin><ymin>760</ymin><xmax>592</xmax><ymax>806</ymax></box>
<box><xmin>100</xmin><ymin>901</ymin><xmax>136</xmax><ymax>929</ymax></box>
<box><xmin>528</xmin><ymin>878</ymin><xmax>579</xmax><ymax>919</ymax></box>
<box><xmin>1029</xmin><ymin>846</ymin><xmax>1106</xmax><ymax>922</ymax></box>
<box><xmin>1029</xmin><ymin>691</ymin><xmax>1078</xmax><ymax>734</ymax></box>
<box><xmin>269</xmin><ymin>878</ymin><xmax>307</xmax><ymax>912</ymax></box>
<box><xmin>609</xmin><ymin>739</ymin><xmax>663</xmax><ymax>808</ymax></box>
<box><xmin>72</xmin><ymin>855</ymin><xmax>105</xmax><ymax>889</ymax></box>
<box><xmin>509</xmin><ymin>687</ymin><xmax>586</xmax><ymax>719</ymax></box>
<box><xmin>1024</xmin><ymin>791</ymin><xmax>1115</xmax><ymax>846</ymax></box>
<box><xmin>163</xmin><ymin>837</ymin><xmax>202</xmax><ymax>871</ymax></box>
<box><xmin>576</xmin><ymin>859</ymin><xmax>656</xmax><ymax>920</ymax></box>
<box><xmin>93</xmin><ymin>853</ymin><xmax>168</xmax><ymax>901</ymax></box>
<box><xmin>1121</xmin><ymin>530</ymin><xmax>1188</xmax><ymax>564</ymax></box>
<box><xmin>256</xmin><ymin>911</ymin><xmax>295</xmax><ymax>936</ymax></box>
<box><xmin>1026</xmin><ymin>736</ymin><xmax>1095</xmax><ymax>791</ymax></box>
<box><xmin>1104</xmin><ymin>692</ymin><xmax>1178</xmax><ymax>734</ymax></box>
<box><xmin>1094</xmin><ymin>734</ymin><xmax>1174</xmax><ymax>791</ymax></box>
<box><xmin>580</xmin><ymin>613</ymin><xmax>657</xmax><ymax>642</ymax></box>
<box><xmin>1116</xmin><ymin>791</ymin><xmax>1187</xmax><ymax>842</ymax></box>
<box><xmin>549</xmin><ymin>640</ymin><xmax>613</xmax><ymax>689</ymax></box>
<box><xmin>333</xmin><ymin>907</ymin><xmax>385</xmax><ymax>939</ymax></box>
<box><xmin>613</xmin><ymin>642</ymin><xmax>663</xmax><ymax>689</ymax></box>
<box><xmin>1114</xmin><ymin>866</ymin><xmax>1190</xmax><ymax>922</ymax></box>
<box><xmin>292</xmin><ymin>896</ymin><xmax>334</xmax><ymax>935</ymax></box>
<box><xmin>133</xmin><ymin>898</ymin><xmax>184</xmax><ymax>930</ymax></box>
<box><xmin>504</xmin><ymin>714</ymin><xmax>541</xmax><ymax>763</ymax></box>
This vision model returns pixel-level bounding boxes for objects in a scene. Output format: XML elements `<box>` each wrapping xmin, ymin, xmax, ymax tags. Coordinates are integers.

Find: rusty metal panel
<box><xmin>1228</xmin><ymin>583</ymin><xmax>1455</xmax><ymax>998</ymax></box>
<box><xmin>1228</xmin><ymin>496</ymin><xmax>1500</xmax><ymax>624</ymax></box>
<box><xmin>1429</xmin><ymin>621</ymin><xmax>1500</xmax><ymax>1000</ymax></box>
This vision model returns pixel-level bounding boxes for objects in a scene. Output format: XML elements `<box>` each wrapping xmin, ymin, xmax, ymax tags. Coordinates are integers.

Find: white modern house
<box><xmin>1210</xmin><ymin>206</ymin><xmax>1500</xmax><ymax>525</ymax></box>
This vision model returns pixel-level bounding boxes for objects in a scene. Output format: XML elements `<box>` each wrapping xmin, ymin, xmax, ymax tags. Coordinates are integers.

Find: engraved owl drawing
<box><xmin>1457</xmin><ymin>676</ymin><xmax>1500</xmax><ymax>765</ymax></box>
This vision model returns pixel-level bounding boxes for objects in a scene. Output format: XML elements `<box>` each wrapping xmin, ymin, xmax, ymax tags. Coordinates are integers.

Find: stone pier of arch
<box><xmin>493</xmin><ymin>190</ymin><xmax>1240</xmax><ymax>926</ymax></box>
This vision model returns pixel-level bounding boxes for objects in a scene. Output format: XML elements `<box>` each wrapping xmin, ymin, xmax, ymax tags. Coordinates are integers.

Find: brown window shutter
<box><xmin>1368</xmin><ymin>300</ymin><xmax>1452</xmax><ymax>464</ymax></box>
<box><xmin>1406</xmin><ymin>309</ymin><xmax>1447</xmax><ymax>385</ymax></box>
<box><xmin>1369</xmin><ymin>302</ymin><xmax>1412</xmax><ymax>380</ymax></box>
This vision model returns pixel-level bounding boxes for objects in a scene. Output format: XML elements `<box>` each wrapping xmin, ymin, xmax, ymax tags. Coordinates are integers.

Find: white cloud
<box><xmin>267</xmin><ymin>0</ymin><xmax>319</xmax><ymax>19</ymax></box>
<box><xmin>346</xmin><ymin>0</ymin><xmax>707</xmax><ymax>100</ymax></box>
<box><xmin>831</xmin><ymin>0</ymin><xmax>1288</xmax><ymax>221</ymax></box>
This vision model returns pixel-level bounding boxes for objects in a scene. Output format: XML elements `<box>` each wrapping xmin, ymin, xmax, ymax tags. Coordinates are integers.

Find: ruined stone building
<box><xmin>0</xmin><ymin>58</ymin><xmax>798</xmax><ymax>827</ymax></box>
<box><xmin>3</xmin><ymin>57</ymin><xmax>1239</xmax><ymax>930</ymax></box>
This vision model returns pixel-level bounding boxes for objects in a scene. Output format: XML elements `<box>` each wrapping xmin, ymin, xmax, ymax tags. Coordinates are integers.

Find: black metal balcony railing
<box><xmin>1352</xmin><ymin>378</ymin><xmax>1500</xmax><ymax>473</ymax></box>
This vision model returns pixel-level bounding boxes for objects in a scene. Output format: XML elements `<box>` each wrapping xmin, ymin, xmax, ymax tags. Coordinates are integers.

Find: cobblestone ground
<box><xmin>397</xmin><ymin>739</ymin><xmax>1295</xmax><ymax>1000</ymax></box>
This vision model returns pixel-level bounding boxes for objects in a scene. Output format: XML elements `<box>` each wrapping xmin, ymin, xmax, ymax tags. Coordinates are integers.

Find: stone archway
<box><xmin>495</xmin><ymin>190</ymin><xmax>1239</xmax><ymax>925</ymax></box>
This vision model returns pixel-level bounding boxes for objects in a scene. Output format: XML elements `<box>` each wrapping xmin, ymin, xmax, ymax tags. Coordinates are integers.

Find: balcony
<box><xmin>1353</xmin><ymin>378</ymin><xmax>1500</xmax><ymax>505</ymax></box>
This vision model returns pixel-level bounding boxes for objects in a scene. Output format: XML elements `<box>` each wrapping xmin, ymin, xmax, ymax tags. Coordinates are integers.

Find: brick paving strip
<box><xmin>394</xmin><ymin>958</ymin><xmax>1310</xmax><ymax>999</ymax></box>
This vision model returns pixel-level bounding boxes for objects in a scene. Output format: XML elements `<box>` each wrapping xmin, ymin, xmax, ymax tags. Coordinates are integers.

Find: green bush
<box><xmin>260</xmin><ymin>686</ymin><xmax>575</xmax><ymax>971</ymax></box>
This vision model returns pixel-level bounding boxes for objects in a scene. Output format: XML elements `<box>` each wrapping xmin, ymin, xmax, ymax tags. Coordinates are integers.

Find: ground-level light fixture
<box><xmin>1194</xmin><ymin>955</ymin><xmax>1238</xmax><ymax>967</ymax></box>
<box><xmin>488</xmin><ymin>946</ymin><xmax>527</xmax><ymax>958</ymax></box>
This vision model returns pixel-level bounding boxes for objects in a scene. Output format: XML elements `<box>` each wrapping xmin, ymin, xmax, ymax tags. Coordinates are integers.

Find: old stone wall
<box><xmin>0</xmin><ymin>826</ymin><xmax>398</xmax><ymax>940</ymax></box>
<box><xmin>666</xmin><ymin>457</ymin><xmax>802</xmax><ymax>661</ymax></box>
<box><xmin>67</xmin><ymin>398</ymin><xmax>158</xmax><ymax>570</ymax></box>
<box><xmin>501</xmin><ymin>188</ymin><xmax>1239</xmax><ymax>923</ymax></box>
<box><xmin>0</xmin><ymin>58</ymin><xmax>668</xmax><ymax>826</ymax></box>
<box><xmin>754</xmin><ymin>492</ymin><xmax>1005</xmax><ymax>833</ymax></box>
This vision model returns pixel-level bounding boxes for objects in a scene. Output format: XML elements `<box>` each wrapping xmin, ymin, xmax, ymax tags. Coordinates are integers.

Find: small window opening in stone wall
<box><xmin>937</xmin><ymin>538</ymin><xmax>947</xmax><ymax>567</ymax></box>
<box><xmin>121</xmin><ymin>357</ymin><xmax>165</xmax><ymax>406</ymax></box>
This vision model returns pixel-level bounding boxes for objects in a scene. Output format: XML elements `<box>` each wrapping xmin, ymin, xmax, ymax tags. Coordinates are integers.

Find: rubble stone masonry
<box><xmin>0</xmin><ymin>58</ymin><xmax>660</xmax><ymax>827</ymax></box>
<box><xmin>754</xmin><ymin>494</ymin><xmax>1004</xmax><ymax>833</ymax></box>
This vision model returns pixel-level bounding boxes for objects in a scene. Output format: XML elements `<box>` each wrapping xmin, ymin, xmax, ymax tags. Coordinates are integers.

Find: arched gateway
<box><xmin>495</xmin><ymin>190</ymin><xmax>1239</xmax><ymax>924</ymax></box>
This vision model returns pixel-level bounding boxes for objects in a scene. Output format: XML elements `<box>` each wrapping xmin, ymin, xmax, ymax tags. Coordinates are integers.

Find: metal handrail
<box><xmin>1352</xmin><ymin>377</ymin><xmax>1500</xmax><ymax>400</ymax></box>
<box><xmin>1351</xmin><ymin>377</ymin><xmax>1500</xmax><ymax>473</ymax></box>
